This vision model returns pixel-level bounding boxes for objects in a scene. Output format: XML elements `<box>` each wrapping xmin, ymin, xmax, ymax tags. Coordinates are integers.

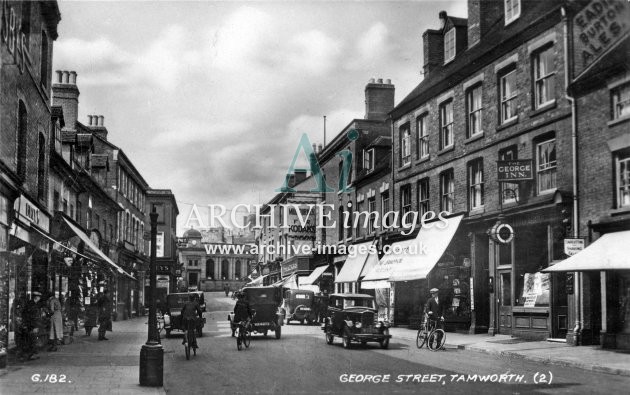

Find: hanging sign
<box><xmin>497</xmin><ymin>160</ymin><xmax>533</xmax><ymax>181</ymax></box>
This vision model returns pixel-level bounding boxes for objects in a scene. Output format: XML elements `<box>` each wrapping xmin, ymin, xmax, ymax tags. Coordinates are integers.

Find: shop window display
<box><xmin>515</xmin><ymin>230</ymin><xmax>550</xmax><ymax>307</ymax></box>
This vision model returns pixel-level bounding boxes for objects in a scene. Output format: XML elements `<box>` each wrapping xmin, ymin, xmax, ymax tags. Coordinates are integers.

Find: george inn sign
<box><xmin>496</xmin><ymin>160</ymin><xmax>533</xmax><ymax>182</ymax></box>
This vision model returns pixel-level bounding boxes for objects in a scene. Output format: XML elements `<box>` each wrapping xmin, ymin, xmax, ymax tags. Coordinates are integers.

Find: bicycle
<box><xmin>416</xmin><ymin>314</ymin><xmax>446</xmax><ymax>351</ymax></box>
<box><xmin>235</xmin><ymin>320</ymin><xmax>251</xmax><ymax>351</ymax></box>
<box><xmin>183</xmin><ymin>318</ymin><xmax>198</xmax><ymax>360</ymax></box>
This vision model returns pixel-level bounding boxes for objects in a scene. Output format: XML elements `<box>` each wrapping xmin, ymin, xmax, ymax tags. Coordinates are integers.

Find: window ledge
<box><xmin>538</xmin><ymin>188</ymin><xmax>558</xmax><ymax>197</ymax></box>
<box><xmin>530</xmin><ymin>100</ymin><xmax>557</xmax><ymax>118</ymax></box>
<box><xmin>468</xmin><ymin>207</ymin><xmax>485</xmax><ymax>216</ymax></box>
<box><xmin>464</xmin><ymin>132</ymin><xmax>484</xmax><ymax>144</ymax></box>
<box><xmin>497</xmin><ymin>117</ymin><xmax>519</xmax><ymax>131</ymax></box>
<box><xmin>437</xmin><ymin>145</ymin><xmax>455</xmax><ymax>156</ymax></box>
<box><xmin>415</xmin><ymin>156</ymin><xmax>430</xmax><ymax>165</ymax></box>
<box><xmin>608</xmin><ymin>115</ymin><xmax>630</xmax><ymax>127</ymax></box>
<box><xmin>399</xmin><ymin>162</ymin><xmax>411</xmax><ymax>170</ymax></box>
<box><xmin>609</xmin><ymin>206</ymin><xmax>630</xmax><ymax>216</ymax></box>
<box><xmin>501</xmin><ymin>199</ymin><xmax>519</xmax><ymax>208</ymax></box>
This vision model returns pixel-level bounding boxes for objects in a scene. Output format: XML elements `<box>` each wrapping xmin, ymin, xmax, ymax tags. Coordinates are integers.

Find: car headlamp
<box><xmin>355</xmin><ymin>322</ymin><xmax>362</xmax><ymax>329</ymax></box>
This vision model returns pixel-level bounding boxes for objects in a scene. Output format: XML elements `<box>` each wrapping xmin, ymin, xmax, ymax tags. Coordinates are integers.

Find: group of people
<box><xmin>12</xmin><ymin>289</ymin><xmax>114</xmax><ymax>362</ymax></box>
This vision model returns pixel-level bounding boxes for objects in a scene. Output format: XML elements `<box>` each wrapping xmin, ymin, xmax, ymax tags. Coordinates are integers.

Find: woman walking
<box><xmin>47</xmin><ymin>293</ymin><xmax>63</xmax><ymax>352</ymax></box>
<box><xmin>84</xmin><ymin>297</ymin><xmax>98</xmax><ymax>336</ymax></box>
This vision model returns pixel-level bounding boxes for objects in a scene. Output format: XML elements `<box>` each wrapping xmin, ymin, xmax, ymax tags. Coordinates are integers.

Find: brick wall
<box><xmin>393</xmin><ymin>24</ymin><xmax>571</xmax><ymax>218</ymax></box>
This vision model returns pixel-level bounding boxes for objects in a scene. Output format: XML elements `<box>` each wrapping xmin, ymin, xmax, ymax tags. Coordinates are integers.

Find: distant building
<box><xmin>146</xmin><ymin>189</ymin><xmax>179</xmax><ymax>296</ymax></box>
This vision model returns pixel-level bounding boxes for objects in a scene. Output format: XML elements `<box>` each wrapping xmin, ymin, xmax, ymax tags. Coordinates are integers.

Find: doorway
<box><xmin>498</xmin><ymin>269</ymin><xmax>513</xmax><ymax>335</ymax></box>
<box><xmin>189</xmin><ymin>272</ymin><xmax>198</xmax><ymax>287</ymax></box>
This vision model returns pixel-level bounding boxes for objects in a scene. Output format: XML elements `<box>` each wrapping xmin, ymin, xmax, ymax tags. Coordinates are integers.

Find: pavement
<box><xmin>0</xmin><ymin>317</ymin><xmax>167</xmax><ymax>394</ymax></box>
<box><xmin>389</xmin><ymin>327</ymin><xmax>630</xmax><ymax>377</ymax></box>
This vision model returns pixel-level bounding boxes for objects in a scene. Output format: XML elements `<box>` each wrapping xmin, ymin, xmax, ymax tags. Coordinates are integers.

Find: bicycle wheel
<box><xmin>428</xmin><ymin>329</ymin><xmax>445</xmax><ymax>351</ymax></box>
<box><xmin>188</xmin><ymin>329</ymin><xmax>196</xmax><ymax>356</ymax></box>
<box><xmin>184</xmin><ymin>331</ymin><xmax>190</xmax><ymax>360</ymax></box>
<box><xmin>416</xmin><ymin>327</ymin><xmax>428</xmax><ymax>349</ymax></box>
<box><xmin>244</xmin><ymin>329</ymin><xmax>251</xmax><ymax>348</ymax></box>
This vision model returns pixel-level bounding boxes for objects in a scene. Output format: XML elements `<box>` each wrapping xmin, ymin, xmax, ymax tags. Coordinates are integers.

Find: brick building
<box><xmin>1</xmin><ymin>0</ymin><xmax>61</xmax><ymax>361</ymax></box>
<box><xmin>146</xmin><ymin>189</ymin><xmax>179</xmax><ymax>297</ymax></box>
<box><xmin>388</xmin><ymin>0</ymin><xmax>575</xmax><ymax>337</ymax></box>
<box><xmin>546</xmin><ymin>0</ymin><xmax>630</xmax><ymax>349</ymax></box>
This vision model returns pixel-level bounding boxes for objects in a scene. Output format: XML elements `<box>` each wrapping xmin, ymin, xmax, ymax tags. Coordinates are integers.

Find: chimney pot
<box><xmin>63</xmin><ymin>71</ymin><xmax>70</xmax><ymax>84</ymax></box>
<box><xmin>377</xmin><ymin>78</ymin><xmax>383</xmax><ymax>83</ymax></box>
<box><xmin>88</xmin><ymin>115</ymin><xmax>93</xmax><ymax>125</ymax></box>
<box><xmin>439</xmin><ymin>11</ymin><xmax>448</xmax><ymax>28</ymax></box>
<box><xmin>385</xmin><ymin>78</ymin><xmax>391</xmax><ymax>84</ymax></box>
<box><xmin>70</xmin><ymin>71</ymin><xmax>77</xmax><ymax>84</ymax></box>
<box><xmin>56</xmin><ymin>70</ymin><xmax>63</xmax><ymax>83</ymax></box>
<box><xmin>99</xmin><ymin>116</ymin><xmax>104</xmax><ymax>126</ymax></box>
<box><xmin>312</xmin><ymin>143</ymin><xmax>317</xmax><ymax>153</ymax></box>
<box><xmin>369</xmin><ymin>78</ymin><xmax>375</xmax><ymax>83</ymax></box>
<box><xmin>318</xmin><ymin>144</ymin><xmax>323</xmax><ymax>153</ymax></box>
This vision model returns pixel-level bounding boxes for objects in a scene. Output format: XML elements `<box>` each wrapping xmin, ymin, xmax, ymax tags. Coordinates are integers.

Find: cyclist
<box><xmin>424</xmin><ymin>288</ymin><xmax>445</xmax><ymax>346</ymax></box>
<box><xmin>181</xmin><ymin>294</ymin><xmax>203</xmax><ymax>349</ymax></box>
<box><xmin>233</xmin><ymin>292</ymin><xmax>253</xmax><ymax>333</ymax></box>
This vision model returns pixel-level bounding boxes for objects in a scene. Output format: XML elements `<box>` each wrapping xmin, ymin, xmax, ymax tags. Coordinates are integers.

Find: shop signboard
<box><xmin>572</xmin><ymin>0</ymin><xmax>630</xmax><ymax>78</ymax></box>
<box><xmin>564</xmin><ymin>238</ymin><xmax>585</xmax><ymax>256</ymax></box>
<box><xmin>280</xmin><ymin>257</ymin><xmax>309</xmax><ymax>277</ymax></box>
<box><xmin>497</xmin><ymin>160</ymin><xmax>533</xmax><ymax>181</ymax></box>
<box><xmin>14</xmin><ymin>194</ymin><xmax>50</xmax><ymax>233</ymax></box>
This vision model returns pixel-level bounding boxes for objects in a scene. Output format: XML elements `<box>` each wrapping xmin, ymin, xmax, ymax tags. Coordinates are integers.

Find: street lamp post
<box><xmin>139</xmin><ymin>207</ymin><xmax>163</xmax><ymax>386</ymax></box>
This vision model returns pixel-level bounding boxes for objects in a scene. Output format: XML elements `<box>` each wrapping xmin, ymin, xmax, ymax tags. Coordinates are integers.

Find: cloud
<box><xmin>345</xmin><ymin>22</ymin><xmax>391</xmax><ymax>71</ymax></box>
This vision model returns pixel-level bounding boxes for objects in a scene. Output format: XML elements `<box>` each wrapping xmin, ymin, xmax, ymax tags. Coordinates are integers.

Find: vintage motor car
<box><xmin>321</xmin><ymin>293</ymin><xmax>391</xmax><ymax>349</ymax></box>
<box><xmin>162</xmin><ymin>292</ymin><xmax>206</xmax><ymax>338</ymax></box>
<box><xmin>239</xmin><ymin>286</ymin><xmax>284</xmax><ymax>339</ymax></box>
<box><xmin>282</xmin><ymin>289</ymin><xmax>315</xmax><ymax>324</ymax></box>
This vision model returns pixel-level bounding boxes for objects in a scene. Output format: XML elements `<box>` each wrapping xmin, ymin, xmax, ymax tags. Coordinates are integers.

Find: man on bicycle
<box><xmin>425</xmin><ymin>288</ymin><xmax>445</xmax><ymax>345</ymax></box>
<box><xmin>233</xmin><ymin>292</ymin><xmax>252</xmax><ymax>332</ymax></box>
<box><xmin>181</xmin><ymin>294</ymin><xmax>203</xmax><ymax>349</ymax></box>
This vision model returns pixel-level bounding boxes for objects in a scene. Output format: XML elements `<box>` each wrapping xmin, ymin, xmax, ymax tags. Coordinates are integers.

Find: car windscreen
<box><xmin>342</xmin><ymin>298</ymin><xmax>375</xmax><ymax>309</ymax></box>
<box><xmin>166</xmin><ymin>294</ymin><xmax>189</xmax><ymax>308</ymax></box>
<box><xmin>245</xmin><ymin>289</ymin><xmax>277</xmax><ymax>304</ymax></box>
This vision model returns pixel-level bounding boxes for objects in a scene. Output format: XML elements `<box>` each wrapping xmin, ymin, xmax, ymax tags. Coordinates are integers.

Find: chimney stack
<box><xmin>317</xmin><ymin>144</ymin><xmax>323</xmax><ymax>153</ymax></box>
<box><xmin>52</xmin><ymin>70</ymin><xmax>80</xmax><ymax>132</ymax></box>
<box><xmin>467</xmin><ymin>0</ymin><xmax>503</xmax><ymax>48</ymax></box>
<box><xmin>87</xmin><ymin>114</ymin><xmax>108</xmax><ymax>140</ymax></box>
<box><xmin>364</xmin><ymin>78</ymin><xmax>395</xmax><ymax>121</ymax></box>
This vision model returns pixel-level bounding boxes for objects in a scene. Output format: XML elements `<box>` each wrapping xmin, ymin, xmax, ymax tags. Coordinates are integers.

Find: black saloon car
<box><xmin>321</xmin><ymin>293</ymin><xmax>391</xmax><ymax>349</ymax></box>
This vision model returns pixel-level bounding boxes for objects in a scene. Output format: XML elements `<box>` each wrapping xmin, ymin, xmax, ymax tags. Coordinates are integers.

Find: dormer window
<box><xmin>444</xmin><ymin>28</ymin><xmax>456</xmax><ymax>63</ymax></box>
<box><xmin>363</xmin><ymin>148</ymin><xmax>375</xmax><ymax>172</ymax></box>
<box><xmin>505</xmin><ymin>0</ymin><xmax>521</xmax><ymax>25</ymax></box>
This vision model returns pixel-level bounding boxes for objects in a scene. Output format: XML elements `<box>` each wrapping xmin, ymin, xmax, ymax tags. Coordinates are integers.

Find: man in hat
<box><xmin>425</xmin><ymin>288</ymin><xmax>444</xmax><ymax>322</ymax></box>
<box><xmin>20</xmin><ymin>292</ymin><xmax>42</xmax><ymax>361</ymax></box>
<box><xmin>97</xmin><ymin>289</ymin><xmax>113</xmax><ymax>341</ymax></box>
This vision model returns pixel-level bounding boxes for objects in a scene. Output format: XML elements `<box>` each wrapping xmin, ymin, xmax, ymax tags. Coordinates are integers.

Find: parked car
<box><xmin>163</xmin><ymin>292</ymin><xmax>206</xmax><ymax>338</ymax></box>
<box><xmin>241</xmin><ymin>286</ymin><xmax>284</xmax><ymax>339</ymax></box>
<box><xmin>321</xmin><ymin>293</ymin><xmax>391</xmax><ymax>349</ymax></box>
<box><xmin>282</xmin><ymin>289</ymin><xmax>315</xmax><ymax>324</ymax></box>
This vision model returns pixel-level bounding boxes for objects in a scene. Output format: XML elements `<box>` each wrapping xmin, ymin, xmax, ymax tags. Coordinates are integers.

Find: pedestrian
<box><xmin>47</xmin><ymin>293</ymin><xmax>63</xmax><ymax>352</ymax></box>
<box><xmin>20</xmin><ymin>291</ymin><xmax>42</xmax><ymax>361</ymax></box>
<box><xmin>97</xmin><ymin>289</ymin><xmax>113</xmax><ymax>341</ymax></box>
<box><xmin>10</xmin><ymin>293</ymin><xmax>28</xmax><ymax>358</ymax></box>
<box><xmin>84</xmin><ymin>296</ymin><xmax>98</xmax><ymax>337</ymax></box>
<box><xmin>224</xmin><ymin>284</ymin><xmax>229</xmax><ymax>297</ymax></box>
<box><xmin>66</xmin><ymin>291</ymin><xmax>81</xmax><ymax>332</ymax></box>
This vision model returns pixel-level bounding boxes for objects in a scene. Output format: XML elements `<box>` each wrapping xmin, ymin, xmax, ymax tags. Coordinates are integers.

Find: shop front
<box><xmin>334</xmin><ymin>241</ymin><xmax>379</xmax><ymax>295</ymax></box>
<box><xmin>362</xmin><ymin>215</ymin><xmax>464</xmax><ymax>328</ymax></box>
<box><xmin>486</xmin><ymin>209</ymin><xmax>569</xmax><ymax>340</ymax></box>
<box><xmin>545</xmin><ymin>230</ymin><xmax>630</xmax><ymax>349</ymax></box>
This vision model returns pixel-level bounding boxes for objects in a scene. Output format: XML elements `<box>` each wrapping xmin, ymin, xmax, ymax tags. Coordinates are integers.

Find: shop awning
<box><xmin>389</xmin><ymin>215</ymin><xmax>463</xmax><ymax>281</ymax></box>
<box><xmin>334</xmin><ymin>241</ymin><xmax>376</xmax><ymax>283</ymax></box>
<box><xmin>361</xmin><ymin>238</ymin><xmax>416</xmax><ymax>288</ymax></box>
<box><xmin>543</xmin><ymin>231</ymin><xmax>630</xmax><ymax>272</ymax></box>
<box><xmin>62</xmin><ymin>217</ymin><xmax>129</xmax><ymax>277</ymax></box>
<box><xmin>301</xmin><ymin>265</ymin><xmax>329</xmax><ymax>285</ymax></box>
<box><xmin>272</xmin><ymin>274</ymin><xmax>298</xmax><ymax>289</ymax></box>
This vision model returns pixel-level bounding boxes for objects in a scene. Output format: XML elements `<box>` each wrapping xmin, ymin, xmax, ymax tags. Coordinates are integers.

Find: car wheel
<box><xmin>342</xmin><ymin>328</ymin><xmax>352</xmax><ymax>349</ymax></box>
<box><xmin>360</xmin><ymin>341</ymin><xmax>367</xmax><ymax>348</ymax></box>
<box><xmin>379</xmin><ymin>329</ymin><xmax>390</xmax><ymax>349</ymax></box>
<box><xmin>263</xmin><ymin>330</ymin><xmax>268</xmax><ymax>337</ymax></box>
<box><xmin>299</xmin><ymin>319</ymin><xmax>305</xmax><ymax>325</ymax></box>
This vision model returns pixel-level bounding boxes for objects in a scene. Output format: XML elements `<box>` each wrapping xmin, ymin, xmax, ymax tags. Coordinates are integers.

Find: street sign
<box><xmin>497</xmin><ymin>160</ymin><xmax>533</xmax><ymax>181</ymax></box>
<box><xmin>564</xmin><ymin>238</ymin><xmax>585</xmax><ymax>256</ymax></box>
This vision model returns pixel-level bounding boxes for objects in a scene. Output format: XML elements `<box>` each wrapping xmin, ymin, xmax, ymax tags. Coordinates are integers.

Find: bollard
<box><xmin>139</xmin><ymin>344</ymin><xmax>163</xmax><ymax>386</ymax></box>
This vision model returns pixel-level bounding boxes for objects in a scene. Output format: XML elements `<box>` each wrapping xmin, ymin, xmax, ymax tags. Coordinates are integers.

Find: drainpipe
<box><xmin>562</xmin><ymin>6</ymin><xmax>581</xmax><ymax>346</ymax></box>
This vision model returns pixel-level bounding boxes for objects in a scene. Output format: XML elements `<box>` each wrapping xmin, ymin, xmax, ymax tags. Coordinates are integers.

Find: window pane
<box><xmin>618</xmin><ymin>155</ymin><xmax>630</xmax><ymax>207</ymax></box>
<box><xmin>613</xmin><ymin>84</ymin><xmax>630</xmax><ymax>119</ymax></box>
<box><xmin>537</xmin><ymin>139</ymin><xmax>557</xmax><ymax>192</ymax></box>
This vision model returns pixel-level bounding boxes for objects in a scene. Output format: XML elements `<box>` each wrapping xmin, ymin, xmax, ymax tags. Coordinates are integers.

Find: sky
<box><xmin>52</xmin><ymin>0</ymin><xmax>468</xmax><ymax>235</ymax></box>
